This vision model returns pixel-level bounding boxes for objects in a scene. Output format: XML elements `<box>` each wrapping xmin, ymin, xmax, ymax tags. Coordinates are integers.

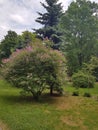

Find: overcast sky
<box><xmin>0</xmin><ymin>0</ymin><xmax>98</xmax><ymax>41</ymax></box>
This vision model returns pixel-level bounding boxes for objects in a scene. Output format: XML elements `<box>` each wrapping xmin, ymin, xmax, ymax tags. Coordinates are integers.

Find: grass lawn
<box><xmin>0</xmin><ymin>79</ymin><xmax>98</xmax><ymax>130</ymax></box>
<box><xmin>65</xmin><ymin>82</ymin><xmax>98</xmax><ymax>96</ymax></box>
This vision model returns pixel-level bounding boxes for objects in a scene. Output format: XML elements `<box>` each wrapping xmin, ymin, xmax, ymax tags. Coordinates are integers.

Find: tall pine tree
<box><xmin>34</xmin><ymin>0</ymin><xmax>63</xmax><ymax>49</ymax></box>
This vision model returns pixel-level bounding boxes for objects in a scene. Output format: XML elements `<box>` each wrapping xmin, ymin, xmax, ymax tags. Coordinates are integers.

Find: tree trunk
<box><xmin>31</xmin><ymin>91</ymin><xmax>41</xmax><ymax>101</ymax></box>
<box><xmin>50</xmin><ymin>85</ymin><xmax>53</xmax><ymax>95</ymax></box>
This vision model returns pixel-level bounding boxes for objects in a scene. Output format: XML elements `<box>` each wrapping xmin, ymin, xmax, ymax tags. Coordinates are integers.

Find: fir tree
<box><xmin>35</xmin><ymin>0</ymin><xmax>63</xmax><ymax>49</ymax></box>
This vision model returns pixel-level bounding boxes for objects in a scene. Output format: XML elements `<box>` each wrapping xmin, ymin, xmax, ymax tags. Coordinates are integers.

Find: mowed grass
<box><xmin>0</xmin><ymin>79</ymin><xmax>98</xmax><ymax>130</ymax></box>
<box><xmin>65</xmin><ymin>82</ymin><xmax>98</xmax><ymax>96</ymax></box>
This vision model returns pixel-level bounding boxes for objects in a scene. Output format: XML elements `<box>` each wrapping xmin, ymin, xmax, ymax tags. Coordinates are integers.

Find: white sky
<box><xmin>0</xmin><ymin>0</ymin><xmax>98</xmax><ymax>41</ymax></box>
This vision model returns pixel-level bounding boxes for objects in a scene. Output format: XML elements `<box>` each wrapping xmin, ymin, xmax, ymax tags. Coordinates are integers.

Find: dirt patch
<box><xmin>0</xmin><ymin>121</ymin><xmax>9</xmax><ymax>130</ymax></box>
<box><xmin>61</xmin><ymin>115</ymin><xmax>78</xmax><ymax>127</ymax></box>
<box><xmin>53</xmin><ymin>96</ymin><xmax>83</xmax><ymax>110</ymax></box>
<box><xmin>61</xmin><ymin>115</ymin><xmax>88</xmax><ymax>130</ymax></box>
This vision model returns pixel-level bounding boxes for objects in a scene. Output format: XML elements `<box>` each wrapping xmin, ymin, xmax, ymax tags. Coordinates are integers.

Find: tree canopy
<box><xmin>60</xmin><ymin>0</ymin><xmax>98</xmax><ymax>75</ymax></box>
<box><xmin>0</xmin><ymin>30</ymin><xmax>18</xmax><ymax>60</ymax></box>
<box><xmin>0</xmin><ymin>30</ymin><xmax>41</xmax><ymax>65</ymax></box>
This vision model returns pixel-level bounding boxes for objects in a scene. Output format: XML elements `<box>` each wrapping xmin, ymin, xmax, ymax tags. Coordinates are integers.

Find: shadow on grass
<box><xmin>0</xmin><ymin>92</ymin><xmax>61</xmax><ymax>105</ymax></box>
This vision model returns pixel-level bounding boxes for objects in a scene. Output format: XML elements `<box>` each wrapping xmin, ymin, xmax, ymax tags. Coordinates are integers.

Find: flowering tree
<box><xmin>1</xmin><ymin>43</ymin><xmax>66</xmax><ymax>100</ymax></box>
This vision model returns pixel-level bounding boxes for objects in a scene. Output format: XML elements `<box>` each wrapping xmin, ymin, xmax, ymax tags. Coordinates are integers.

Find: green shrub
<box><xmin>83</xmin><ymin>92</ymin><xmax>91</xmax><ymax>97</ymax></box>
<box><xmin>72</xmin><ymin>91</ymin><xmax>79</xmax><ymax>96</ymax></box>
<box><xmin>72</xmin><ymin>71</ymin><xmax>95</xmax><ymax>88</ymax></box>
<box><xmin>1</xmin><ymin>43</ymin><xmax>66</xmax><ymax>100</ymax></box>
<box><xmin>89</xmin><ymin>57</ymin><xmax>98</xmax><ymax>81</ymax></box>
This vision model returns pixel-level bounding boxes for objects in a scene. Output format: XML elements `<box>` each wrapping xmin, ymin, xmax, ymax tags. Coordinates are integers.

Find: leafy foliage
<box><xmin>15</xmin><ymin>31</ymin><xmax>40</xmax><ymax>49</ymax></box>
<box><xmin>0</xmin><ymin>30</ymin><xmax>18</xmax><ymax>59</ymax></box>
<box><xmin>72</xmin><ymin>70</ymin><xmax>95</xmax><ymax>88</ymax></box>
<box><xmin>1</xmin><ymin>43</ymin><xmax>66</xmax><ymax>99</ymax></box>
<box><xmin>72</xmin><ymin>91</ymin><xmax>79</xmax><ymax>96</ymax></box>
<box><xmin>60</xmin><ymin>0</ymin><xmax>98</xmax><ymax>75</ymax></box>
<box><xmin>83</xmin><ymin>92</ymin><xmax>91</xmax><ymax>97</ymax></box>
<box><xmin>89</xmin><ymin>57</ymin><xmax>98</xmax><ymax>81</ymax></box>
<box><xmin>81</xmin><ymin>57</ymin><xmax>98</xmax><ymax>81</ymax></box>
<box><xmin>0</xmin><ymin>30</ymin><xmax>41</xmax><ymax>65</ymax></box>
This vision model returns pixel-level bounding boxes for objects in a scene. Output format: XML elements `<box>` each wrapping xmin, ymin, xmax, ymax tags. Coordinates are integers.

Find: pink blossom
<box><xmin>25</xmin><ymin>46</ymin><xmax>32</xmax><ymax>51</ymax></box>
<box><xmin>16</xmin><ymin>49</ymin><xmax>21</xmax><ymax>52</ymax></box>
<box><xmin>2</xmin><ymin>58</ymin><xmax>10</xmax><ymax>63</ymax></box>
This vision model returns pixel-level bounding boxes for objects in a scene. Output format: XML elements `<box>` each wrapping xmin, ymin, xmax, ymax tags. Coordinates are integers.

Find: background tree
<box><xmin>82</xmin><ymin>56</ymin><xmax>98</xmax><ymax>81</ymax></box>
<box><xmin>15</xmin><ymin>31</ymin><xmax>39</xmax><ymax>49</ymax></box>
<box><xmin>0</xmin><ymin>30</ymin><xmax>42</xmax><ymax>66</ymax></box>
<box><xmin>60</xmin><ymin>0</ymin><xmax>98</xmax><ymax>75</ymax></box>
<box><xmin>0</xmin><ymin>30</ymin><xmax>18</xmax><ymax>59</ymax></box>
<box><xmin>34</xmin><ymin>0</ymin><xmax>63</xmax><ymax>49</ymax></box>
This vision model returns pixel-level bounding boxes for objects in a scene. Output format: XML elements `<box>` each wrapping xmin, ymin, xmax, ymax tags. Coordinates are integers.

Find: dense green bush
<box><xmin>83</xmin><ymin>92</ymin><xmax>91</xmax><ymax>97</ymax></box>
<box><xmin>89</xmin><ymin>57</ymin><xmax>98</xmax><ymax>81</ymax></box>
<box><xmin>72</xmin><ymin>91</ymin><xmax>79</xmax><ymax>96</ymax></box>
<box><xmin>1</xmin><ymin>43</ymin><xmax>66</xmax><ymax>100</ymax></box>
<box><xmin>72</xmin><ymin>71</ymin><xmax>95</xmax><ymax>88</ymax></box>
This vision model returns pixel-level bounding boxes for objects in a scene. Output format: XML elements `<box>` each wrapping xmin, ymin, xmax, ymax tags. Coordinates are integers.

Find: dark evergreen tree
<box><xmin>35</xmin><ymin>0</ymin><xmax>63</xmax><ymax>49</ymax></box>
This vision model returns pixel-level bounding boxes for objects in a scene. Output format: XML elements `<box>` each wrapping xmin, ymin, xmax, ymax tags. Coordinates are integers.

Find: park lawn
<box><xmin>0</xmin><ymin>79</ymin><xmax>98</xmax><ymax>130</ymax></box>
<box><xmin>65</xmin><ymin>82</ymin><xmax>98</xmax><ymax>96</ymax></box>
